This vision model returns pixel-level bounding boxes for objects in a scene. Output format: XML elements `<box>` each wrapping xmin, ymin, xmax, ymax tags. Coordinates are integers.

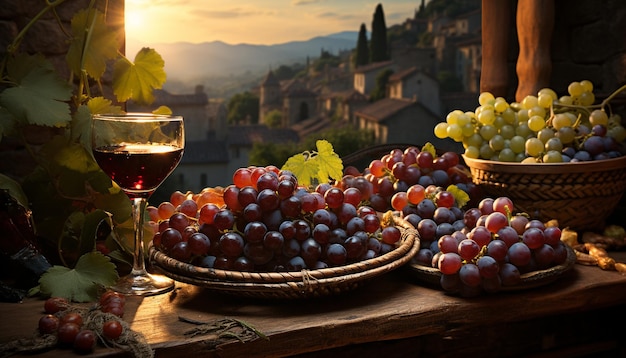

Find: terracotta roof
<box><xmin>354</xmin><ymin>98</ymin><xmax>417</xmax><ymax>123</ymax></box>
<box><xmin>314</xmin><ymin>89</ymin><xmax>368</xmax><ymax>103</ymax></box>
<box><xmin>388</xmin><ymin>67</ymin><xmax>439</xmax><ymax>84</ymax></box>
<box><xmin>389</xmin><ymin>67</ymin><xmax>418</xmax><ymax>82</ymax></box>
<box><xmin>353</xmin><ymin>60</ymin><xmax>393</xmax><ymax>74</ymax></box>
<box><xmin>290</xmin><ymin>115</ymin><xmax>352</xmax><ymax>139</ymax></box>
<box><xmin>344</xmin><ymin>90</ymin><xmax>369</xmax><ymax>103</ymax></box>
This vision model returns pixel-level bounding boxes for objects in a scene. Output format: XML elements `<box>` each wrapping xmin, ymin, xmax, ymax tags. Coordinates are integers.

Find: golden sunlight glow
<box><xmin>124</xmin><ymin>0</ymin><xmax>419</xmax><ymax>48</ymax></box>
<box><xmin>125</xmin><ymin>7</ymin><xmax>145</xmax><ymax>35</ymax></box>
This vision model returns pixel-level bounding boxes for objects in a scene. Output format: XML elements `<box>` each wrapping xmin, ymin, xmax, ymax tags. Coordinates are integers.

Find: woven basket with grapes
<box><xmin>434</xmin><ymin>80</ymin><xmax>626</xmax><ymax>232</ymax></box>
<box><xmin>148</xmin><ymin>143</ymin><xmax>421</xmax><ymax>299</ymax></box>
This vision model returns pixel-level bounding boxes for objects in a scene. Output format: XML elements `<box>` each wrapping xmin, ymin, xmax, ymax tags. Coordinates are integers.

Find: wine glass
<box><xmin>92</xmin><ymin>113</ymin><xmax>184</xmax><ymax>296</ymax></box>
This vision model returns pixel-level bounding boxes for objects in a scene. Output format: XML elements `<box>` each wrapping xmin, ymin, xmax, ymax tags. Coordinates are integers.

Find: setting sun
<box><xmin>124</xmin><ymin>6</ymin><xmax>145</xmax><ymax>34</ymax></box>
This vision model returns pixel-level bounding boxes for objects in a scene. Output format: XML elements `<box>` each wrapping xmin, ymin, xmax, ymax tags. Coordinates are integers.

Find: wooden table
<box><xmin>1</xmin><ymin>255</ymin><xmax>626</xmax><ymax>358</ymax></box>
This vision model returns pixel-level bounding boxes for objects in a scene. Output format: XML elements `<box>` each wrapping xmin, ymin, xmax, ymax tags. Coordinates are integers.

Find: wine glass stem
<box><xmin>131</xmin><ymin>197</ymin><xmax>148</xmax><ymax>275</ymax></box>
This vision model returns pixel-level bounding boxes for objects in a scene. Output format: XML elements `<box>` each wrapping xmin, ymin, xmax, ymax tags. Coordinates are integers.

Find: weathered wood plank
<box><xmin>1</xmin><ymin>258</ymin><xmax>625</xmax><ymax>357</ymax></box>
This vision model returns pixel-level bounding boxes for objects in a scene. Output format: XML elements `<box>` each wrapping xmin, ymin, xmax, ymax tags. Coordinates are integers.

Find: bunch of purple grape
<box><xmin>411</xmin><ymin>196</ymin><xmax>570</xmax><ymax>296</ymax></box>
<box><xmin>152</xmin><ymin>166</ymin><xmax>404</xmax><ymax>272</ymax></box>
<box><xmin>342</xmin><ymin>146</ymin><xmax>481</xmax><ymax>213</ymax></box>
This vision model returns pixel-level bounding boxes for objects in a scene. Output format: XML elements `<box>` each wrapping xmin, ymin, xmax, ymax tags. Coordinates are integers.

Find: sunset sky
<box><xmin>125</xmin><ymin>0</ymin><xmax>421</xmax><ymax>48</ymax></box>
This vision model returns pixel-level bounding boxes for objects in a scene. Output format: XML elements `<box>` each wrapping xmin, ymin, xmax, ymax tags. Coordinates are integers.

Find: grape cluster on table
<box><xmin>412</xmin><ymin>196</ymin><xmax>569</xmax><ymax>296</ymax></box>
<box><xmin>37</xmin><ymin>292</ymin><xmax>126</xmax><ymax>354</ymax></box>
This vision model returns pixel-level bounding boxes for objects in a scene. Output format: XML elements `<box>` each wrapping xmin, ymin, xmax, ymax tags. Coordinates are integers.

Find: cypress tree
<box><xmin>370</xmin><ymin>3</ymin><xmax>389</xmax><ymax>62</ymax></box>
<box><xmin>354</xmin><ymin>23</ymin><xmax>370</xmax><ymax>68</ymax></box>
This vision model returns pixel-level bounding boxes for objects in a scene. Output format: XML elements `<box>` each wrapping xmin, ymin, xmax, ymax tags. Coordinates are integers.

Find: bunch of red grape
<box><xmin>37</xmin><ymin>292</ymin><xmax>126</xmax><ymax>354</ymax></box>
<box><xmin>343</xmin><ymin>145</ymin><xmax>481</xmax><ymax>213</ymax></box>
<box><xmin>411</xmin><ymin>196</ymin><xmax>570</xmax><ymax>296</ymax></box>
<box><xmin>151</xmin><ymin>165</ymin><xmax>405</xmax><ymax>272</ymax></box>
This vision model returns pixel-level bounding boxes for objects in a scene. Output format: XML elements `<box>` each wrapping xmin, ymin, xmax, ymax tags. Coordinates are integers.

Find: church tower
<box><xmin>259</xmin><ymin>70</ymin><xmax>281</xmax><ymax>124</ymax></box>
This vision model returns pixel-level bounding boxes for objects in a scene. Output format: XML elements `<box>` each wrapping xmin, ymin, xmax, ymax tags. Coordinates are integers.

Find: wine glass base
<box><xmin>110</xmin><ymin>271</ymin><xmax>175</xmax><ymax>296</ymax></box>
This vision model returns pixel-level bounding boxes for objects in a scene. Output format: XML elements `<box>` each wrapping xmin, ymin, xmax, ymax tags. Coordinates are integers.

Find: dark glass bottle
<box><xmin>0</xmin><ymin>189</ymin><xmax>51</xmax><ymax>290</ymax></box>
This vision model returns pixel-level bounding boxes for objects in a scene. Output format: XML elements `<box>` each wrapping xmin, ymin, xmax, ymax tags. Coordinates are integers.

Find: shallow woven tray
<box><xmin>463</xmin><ymin>155</ymin><xmax>626</xmax><ymax>231</ymax></box>
<box><xmin>406</xmin><ymin>244</ymin><xmax>577</xmax><ymax>292</ymax></box>
<box><xmin>150</xmin><ymin>215</ymin><xmax>420</xmax><ymax>299</ymax></box>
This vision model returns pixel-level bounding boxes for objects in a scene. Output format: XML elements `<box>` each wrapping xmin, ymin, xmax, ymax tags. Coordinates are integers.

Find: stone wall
<box><xmin>0</xmin><ymin>0</ymin><xmax>124</xmax><ymax>180</ymax></box>
<box><xmin>0</xmin><ymin>0</ymin><xmax>124</xmax><ymax>78</ymax></box>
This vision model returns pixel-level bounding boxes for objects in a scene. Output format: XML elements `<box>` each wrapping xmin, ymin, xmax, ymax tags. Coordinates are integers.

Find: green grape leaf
<box><xmin>66</xmin><ymin>9</ymin><xmax>120</xmax><ymax>80</ymax></box>
<box><xmin>0</xmin><ymin>173</ymin><xmax>30</xmax><ymax>210</ymax></box>
<box><xmin>88</xmin><ymin>170</ymin><xmax>117</xmax><ymax>194</ymax></box>
<box><xmin>59</xmin><ymin>211</ymin><xmax>85</xmax><ymax>267</ymax></box>
<box><xmin>70</xmin><ymin>105</ymin><xmax>92</xmax><ymax>153</ymax></box>
<box><xmin>282</xmin><ymin>152</ymin><xmax>319</xmax><ymax>187</ymax></box>
<box><xmin>79</xmin><ymin>210</ymin><xmax>112</xmax><ymax>256</ymax></box>
<box><xmin>111</xmin><ymin>216</ymin><xmax>154</xmax><ymax>256</ymax></box>
<box><xmin>87</xmin><ymin>97</ymin><xmax>124</xmax><ymax>115</ymax></box>
<box><xmin>153</xmin><ymin>105</ymin><xmax>173</xmax><ymax>115</ymax></box>
<box><xmin>282</xmin><ymin>140</ymin><xmax>343</xmax><ymax>186</ymax></box>
<box><xmin>41</xmin><ymin>136</ymin><xmax>100</xmax><ymax>174</ymax></box>
<box><xmin>0</xmin><ymin>53</ymin><xmax>72</xmax><ymax>127</ymax></box>
<box><xmin>314</xmin><ymin>140</ymin><xmax>343</xmax><ymax>183</ymax></box>
<box><xmin>93</xmin><ymin>190</ymin><xmax>132</xmax><ymax>224</ymax></box>
<box><xmin>113</xmin><ymin>48</ymin><xmax>166</xmax><ymax>105</ymax></box>
<box><xmin>57</xmin><ymin>169</ymin><xmax>92</xmax><ymax>198</ymax></box>
<box><xmin>21</xmin><ymin>167</ymin><xmax>72</xmax><ymax>241</ymax></box>
<box><xmin>37</xmin><ymin>251</ymin><xmax>119</xmax><ymax>302</ymax></box>
<box><xmin>447</xmin><ymin>184</ymin><xmax>470</xmax><ymax>209</ymax></box>
<box><xmin>0</xmin><ymin>107</ymin><xmax>18</xmax><ymax>139</ymax></box>
<box><xmin>421</xmin><ymin>142</ymin><xmax>436</xmax><ymax>157</ymax></box>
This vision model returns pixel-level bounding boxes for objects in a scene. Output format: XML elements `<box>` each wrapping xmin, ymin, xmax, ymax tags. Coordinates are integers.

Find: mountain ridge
<box><xmin>127</xmin><ymin>31</ymin><xmax>361</xmax><ymax>81</ymax></box>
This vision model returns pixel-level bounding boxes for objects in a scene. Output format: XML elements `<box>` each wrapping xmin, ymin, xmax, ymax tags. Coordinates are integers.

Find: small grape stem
<box><xmin>600</xmin><ymin>83</ymin><xmax>626</xmax><ymax>108</ymax></box>
<box><xmin>552</xmin><ymin>83</ymin><xmax>626</xmax><ymax>116</ymax></box>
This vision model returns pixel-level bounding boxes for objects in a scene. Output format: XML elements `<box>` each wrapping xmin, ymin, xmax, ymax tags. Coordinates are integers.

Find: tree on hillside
<box><xmin>227</xmin><ymin>91</ymin><xmax>259</xmax><ymax>124</ymax></box>
<box><xmin>354</xmin><ymin>23</ymin><xmax>370</xmax><ymax>68</ymax></box>
<box><xmin>370</xmin><ymin>68</ymin><xmax>394</xmax><ymax>101</ymax></box>
<box><xmin>313</xmin><ymin>50</ymin><xmax>341</xmax><ymax>72</ymax></box>
<box><xmin>370</xmin><ymin>3</ymin><xmax>389</xmax><ymax>62</ymax></box>
<box><xmin>264</xmin><ymin>109</ymin><xmax>283</xmax><ymax>128</ymax></box>
<box><xmin>249</xmin><ymin>141</ymin><xmax>299</xmax><ymax>167</ymax></box>
<box><xmin>422</xmin><ymin>0</ymin><xmax>480</xmax><ymax>18</ymax></box>
<box><xmin>273</xmin><ymin>65</ymin><xmax>298</xmax><ymax>80</ymax></box>
<box><xmin>301</xmin><ymin>127</ymin><xmax>376</xmax><ymax>159</ymax></box>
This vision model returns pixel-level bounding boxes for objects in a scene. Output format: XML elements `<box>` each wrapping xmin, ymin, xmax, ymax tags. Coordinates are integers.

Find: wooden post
<box><xmin>481</xmin><ymin>0</ymin><xmax>555</xmax><ymax>102</ymax></box>
<box><xmin>515</xmin><ymin>0</ymin><xmax>555</xmax><ymax>101</ymax></box>
<box><xmin>480</xmin><ymin>0</ymin><xmax>512</xmax><ymax>98</ymax></box>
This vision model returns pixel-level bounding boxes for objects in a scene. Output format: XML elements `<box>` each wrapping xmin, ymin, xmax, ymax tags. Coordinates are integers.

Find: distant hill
<box><xmin>127</xmin><ymin>31</ymin><xmax>360</xmax><ymax>82</ymax></box>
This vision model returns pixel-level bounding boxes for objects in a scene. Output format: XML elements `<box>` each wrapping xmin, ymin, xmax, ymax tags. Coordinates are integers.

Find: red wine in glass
<box><xmin>92</xmin><ymin>113</ymin><xmax>184</xmax><ymax>296</ymax></box>
<box><xmin>93</xmin><ymin>144</ymin><xmax>183</xmax><ymax>198</ymax></box>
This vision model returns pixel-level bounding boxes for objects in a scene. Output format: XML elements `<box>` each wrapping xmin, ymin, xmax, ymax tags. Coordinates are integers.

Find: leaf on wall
<box><xmin>113</xmin><ymin>48</ymin><xmax>166</xmax><ymax>104</ymax></box>
<box><xmin>0</xmin><ymin>54</ymin><xmax>72</xmax><ymax>127</ymax></box>
<box><xmin>66</xmin><ymin>8</ymin><xmax>120</xmax><ymax>80</ymax></box>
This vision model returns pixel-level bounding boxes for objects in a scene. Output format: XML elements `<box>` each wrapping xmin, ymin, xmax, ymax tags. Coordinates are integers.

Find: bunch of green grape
<box><xmin>434</xmin><ymin>80</ymin><xmax>626</xmax><ymax>163</ymax></box>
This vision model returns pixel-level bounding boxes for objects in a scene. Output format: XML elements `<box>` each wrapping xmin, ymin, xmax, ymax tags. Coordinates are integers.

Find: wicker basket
<box><xmin>149</xmin><ymin>215</ymin><xmax>420</xmax><ymax>299</ymax></box>
<box><xmin>462</xmin><ymin>155</ymin><xmax>626</xmax><ymax>231</ymax></box>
